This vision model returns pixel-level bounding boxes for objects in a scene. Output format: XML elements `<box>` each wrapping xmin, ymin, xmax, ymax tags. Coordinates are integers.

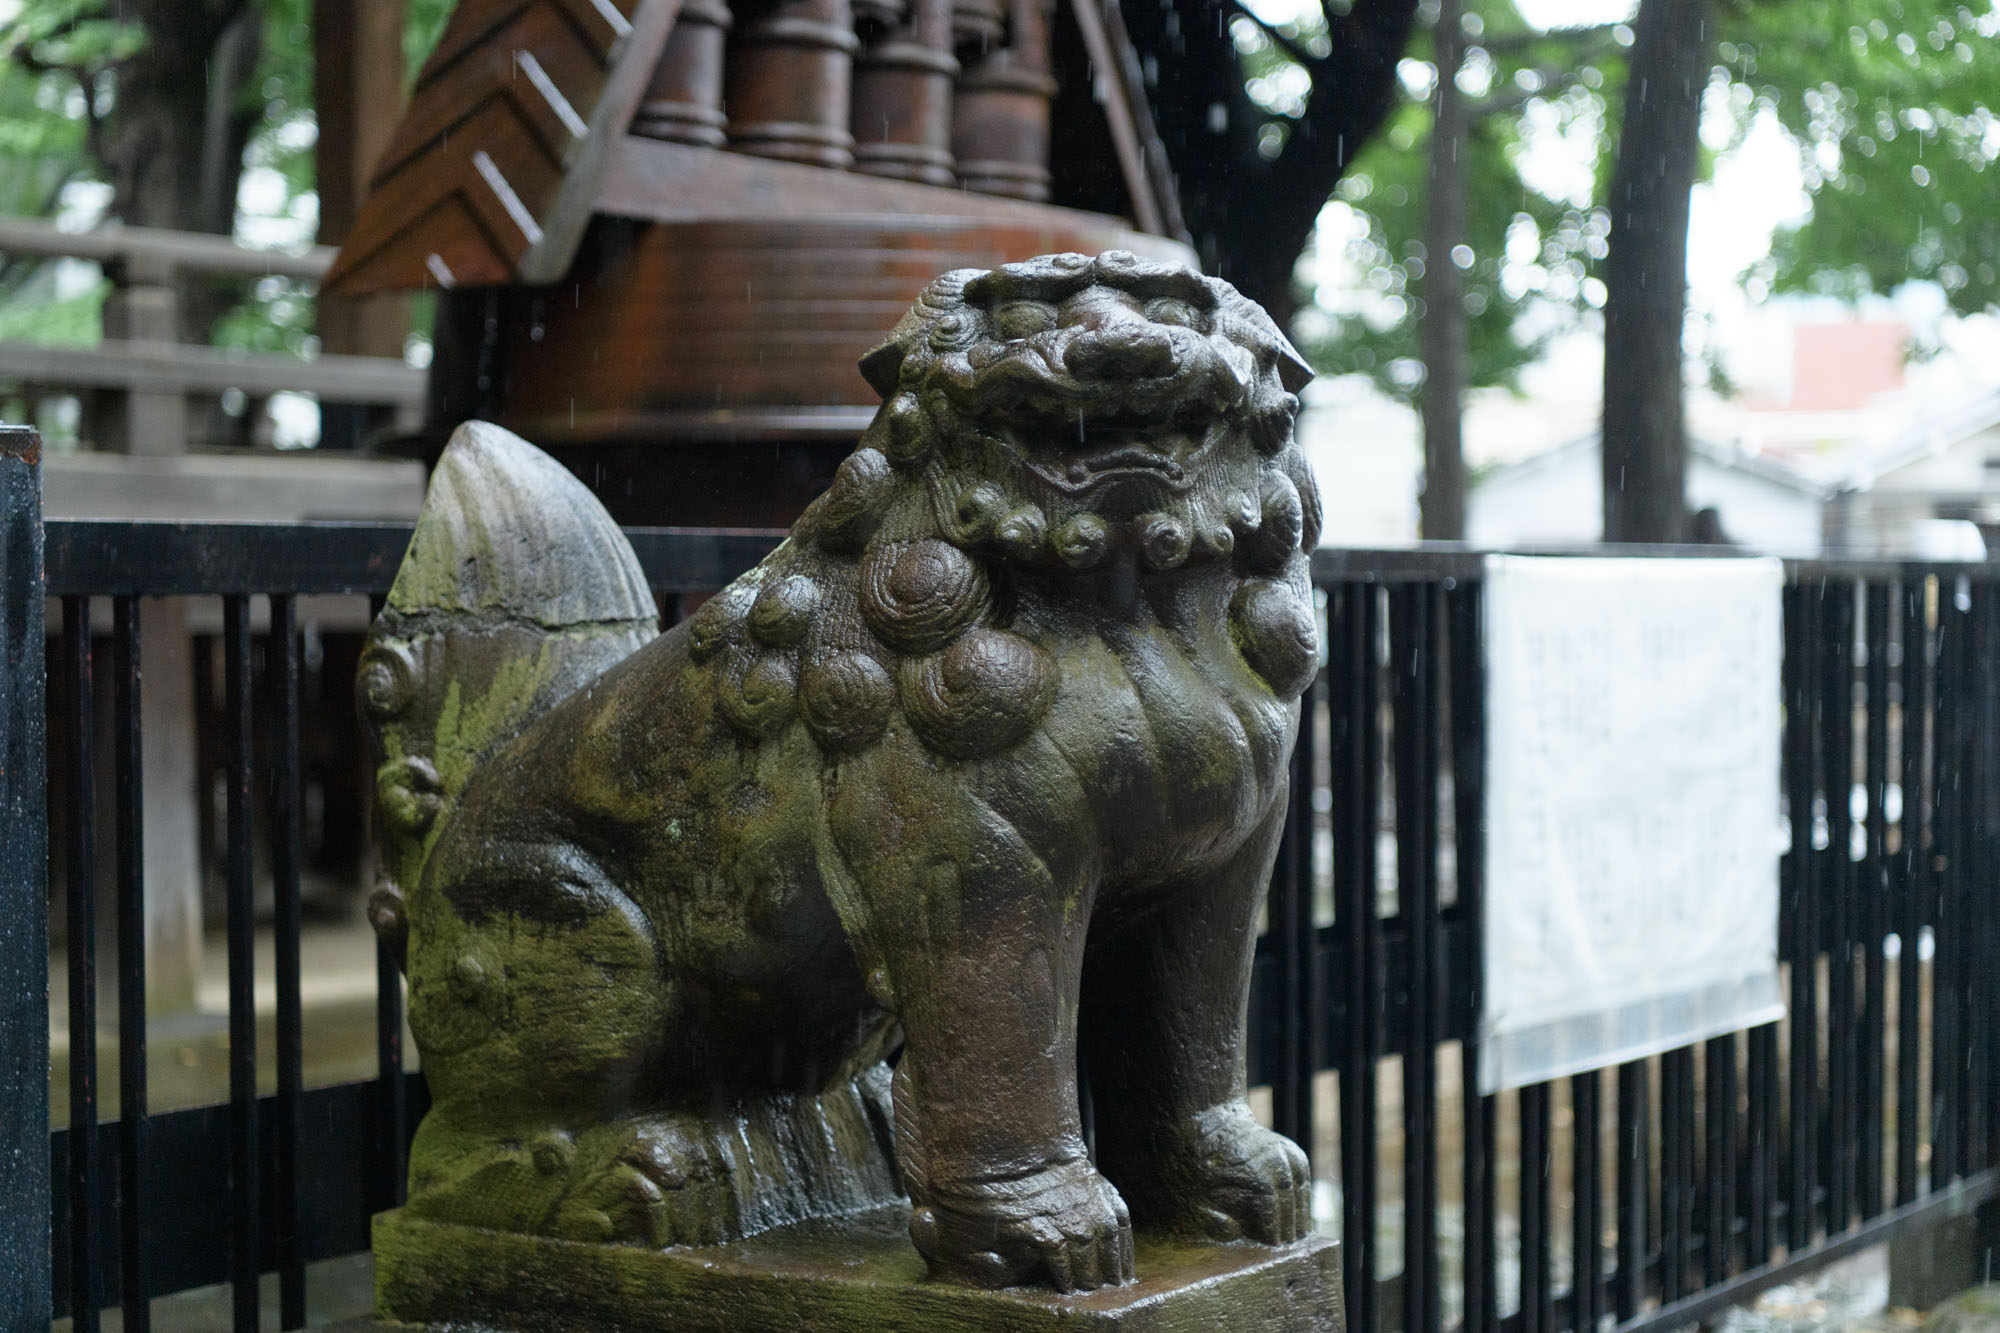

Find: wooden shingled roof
<box><xmin>322</xmin><ymin>0</ymin><xmax>682</xmax><ymax>293</ymax></box>
<box><xmin>324</xmin><ymin>0</ymin><xmax>1185</xmax><ymax>297</ymax></box>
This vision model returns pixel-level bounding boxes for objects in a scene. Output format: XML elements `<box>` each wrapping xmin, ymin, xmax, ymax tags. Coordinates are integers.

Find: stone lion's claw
<box><xmin>1167</xmin><ymin>1103</ymin><xmax>1313</xmax><ymax>1245</ymax></box>
<box><xmin>914</xmin><ymin>1159</ymin><xmax>1135</xmax><ymax>1291</ymax></box>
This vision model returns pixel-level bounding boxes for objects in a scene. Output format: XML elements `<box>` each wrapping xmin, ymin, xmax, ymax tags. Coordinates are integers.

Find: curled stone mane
<box><xmin>696</xmin><ymin>251</ymin><xmax>1322</xmax><ymax>762</ymax></box>
<box><xmin>854</xmin><ymin>251</ymin><xmax>1319</xmax><ymax>576</ymax></box>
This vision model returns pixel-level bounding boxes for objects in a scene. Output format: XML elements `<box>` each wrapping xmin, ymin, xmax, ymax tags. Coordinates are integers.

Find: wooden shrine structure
<box><xmin>324</xmin><ymin>0</ymin><xmax>1195</xmax><ymax>523</ymax></box>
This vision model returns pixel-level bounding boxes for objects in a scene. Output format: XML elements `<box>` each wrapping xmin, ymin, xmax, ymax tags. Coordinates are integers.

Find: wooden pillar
<box><xmin>852</xmin><ymin>0</ymin><xmax>958</xmax><ymax>184</ymax></box>
<box><xmin>726</xmin><ymin>0</ymin><xmax>860</xmax><ymax>168</ymax></box>
<box><xmin>952</xmin><ymin>0</ymin><xmax>1054</xmax><ymax>200</ymax></box>
<box><xmin>93</xmin><ymin>263</ymin><xmax>206</xmax><ymax>1016</ymax></box>
<box><xmin>97</xmin><ymin>252</ymin><xmax>187</xmax><ymax>457</ymax></box>
<box><xmin>87</xmin><ymin>608</ymin><xmax>203</xmax><ymax>1015</ymax></box>
<box><xmin>316</xmin><ymin>0</ymin><xmax>410</xmax><ymax>446</ymax></box>
<box><xmin>633</xmin><ymin>0</ymin><xmax>734</xmax><ymax>147</ymax></box>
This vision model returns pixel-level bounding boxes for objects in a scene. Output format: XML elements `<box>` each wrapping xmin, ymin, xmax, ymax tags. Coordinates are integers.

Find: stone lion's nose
<box><xmin>1062</xmin><ymin>319</ymin><xmax>1176</xmax><ymax>380</ymax></box>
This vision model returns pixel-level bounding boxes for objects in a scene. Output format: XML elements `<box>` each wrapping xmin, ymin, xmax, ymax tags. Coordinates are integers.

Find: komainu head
<box><xmin>835</xmin><ymin>251</ymin><xmax>1320</xmax><ymax>573</ymax></box>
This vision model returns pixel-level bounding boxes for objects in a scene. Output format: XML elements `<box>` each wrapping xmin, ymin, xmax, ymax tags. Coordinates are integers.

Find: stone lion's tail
<box><xmin>356</xmin><ymin>421</ymin><xmax>658</xmax><ymax>961</ymax></box>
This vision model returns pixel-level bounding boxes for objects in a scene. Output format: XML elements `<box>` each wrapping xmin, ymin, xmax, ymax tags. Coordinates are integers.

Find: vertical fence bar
<box><xmin>1960</xmin><ymin>581</ymin><xmax>1988</xmax><ymax>1181</ymax></box>
<box><xmin>1333</xmin><ymin>583</ymin><xmax>1380</xmax><ymax>1333</ymax></box>
<box><xmin>113</xmin><ymin>597</ymin><xmax>149</xmax><ymax>1332</ymax></box>
<box><xmin>1750</xmin><ymin>571</ymin><xmax>1787</xmax><ymax>1278</ymax></box>
<box><xmin>1615</xmin><ymin>1059</ymin><xmax>1649</xmax><ymax>1320</ymax></box>
<box><xmin>1860</xmin><ymin>580</ymin><xmax>1890</xmax><ymax>1220</ymax></box>
<box><xmin>1521</xmin><ymin>1082</ymin><xmax>1552</xmax><ymax>1330</ymax></box>
<box><xmin>223</xmin><ymin>594</ymin><xmax>259</xmax><ymax>1331</ymax></box>
<box><xmin>1660</xmin><ymin>1047</ymin><xmax>1694</xmax><ymax>1302</ymax></box>
<box><xmin>1945</xmin><ymin>578</ymin><xmax>1974</xmax><ymax>1183</ymax></box>
<box><xmin>1953</xmin><ymin>576</ymin><xmax>1976</xmax><ymax>1185</ymax></box>
<box><xmin>1931</xmin><ymin>581</ymin><xmax>1965</xmax><ymax>1187</ymax></box>
<box><xmin>368</xmin><ymin>589</ymin><xmax>409</xmax><ymax>1216</ymax></box>
<box><xmin>1299</xmin><ymin>659</ymin><xmax>1326</xmax><ymax>1182</ymax></box>
<box><xmin>1785</xmin><ymin>580</ymin><xmax>1819</xmax><ymax>1249</ymax></box>
<box><xmin>1928</xmin><ymin>575</ymin><xmax>1954</xmax><ymax>1192</ymax></box>
<box><xmin>1746</xmin><ymin>1018</ymin><xmax>1777</xmax><ymax>1266</ymax></box>
<box><xmin>1824</xmin><ymin>582</ymin><xmax>1857</xmax><ymax>1233</ymax></box>
<box><xmin>1985</xmin><ymin>584</ymin><xmax>2000</xmax><ymax>1212</ymax></box>
<box><xmin>376</xmin><ymin>913</ymin><xmax>408</xmax><ymax>1212</ymax></box>
<box><xmin>1392</xmin><ymin>582</ymin><xmax>1440</xmax><ymax>1333</ymax></box>
<box><xmin>0</xmin><ymin>427</ymin><xmax>49</xmax><ymax>1326</ymax></box>
<box><xmin>1270</xmin><ymin>649</ymin><xmax>1311</xmax><ymax>1157</ymax></box>
<box><xmin>1449</xmin><ymin>580</ymin><xmax>1498</xmax><ymax>1333</ymax></box>
<box><xmin>1704</xmin><ymin>1034</ymin><xmax>1737</xmax><ymax>1285</ymax></box>
<box><xmin>1574</xmin><ymin>1069</ymin><xmax>1603</xmax><ymax>1332</ymax></box>
<box><xmin>1969</xmin><ymin>582</ymin><xmax>1997</xmax><ymax>1178</ymax></box>
<box><xmin>1895</xmin><ymin>576</ymin><xmax>1927</xmax><ymax>1207</ymax></box>
<box><xmin>271</xmin><ymin>595</ymin><xmax>306</xmax><ymax>1328</ymax></box>
<box><xmin>64</xmin><ymin>594</ymin><xmax>100</xmax><ymax>1333</ymax></box>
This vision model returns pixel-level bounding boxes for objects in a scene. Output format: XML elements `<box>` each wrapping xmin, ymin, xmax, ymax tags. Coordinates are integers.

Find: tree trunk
<box><xmin>1417</xmin><ymin>0</ymin><xmax>1468</xmax><ymax>541</ymax></box>
<box><xmin>317</xmin><ymin>0</ymin><xmax>412</xmax><ymax>449</ymax></box>
<box><xmin>96</xmin><ymin>2</ymin><xmax>263</xmax><ymax>341</ymax></box>
<box><xmin>1117</xmin><ymin>0</ymin><xmax>1421</xmax><ymax>319</ymax></box>
<box><xmin>1600</xmin><ymin>0</ymin><xmax>1709</xmax><ymax>543</ymax></box>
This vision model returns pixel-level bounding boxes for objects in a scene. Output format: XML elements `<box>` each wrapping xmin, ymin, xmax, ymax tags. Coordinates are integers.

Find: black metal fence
<box><xmin>1280</xmin><ymin>552</ymin><xmax>2000</xmax><ymax>1332</ymax></box>
<box><xmin>4</xmin><ymin>434</ymin><xmax>1997</xmax><ymax>1330</ymax></box>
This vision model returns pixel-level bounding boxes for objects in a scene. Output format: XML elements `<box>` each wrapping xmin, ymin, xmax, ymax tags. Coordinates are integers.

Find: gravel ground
<box><xmin>1713</xmin><ymin>1246</ymin><xmax>1925</xmax><ymax>1333</ymax></box>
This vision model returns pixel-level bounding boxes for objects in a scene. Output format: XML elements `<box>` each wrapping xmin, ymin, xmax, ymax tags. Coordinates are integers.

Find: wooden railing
<box><xmin>0</xmin><ymin>214</ymin><xmax>426</xmax><ymax>454</ymax></box>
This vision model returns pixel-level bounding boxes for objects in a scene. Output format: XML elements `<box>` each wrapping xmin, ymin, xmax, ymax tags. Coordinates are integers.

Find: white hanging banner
<box><xmin>1478</xmin><ymin>556</ymin><xmax>1788</xmax><ymax>1095</ymax></box>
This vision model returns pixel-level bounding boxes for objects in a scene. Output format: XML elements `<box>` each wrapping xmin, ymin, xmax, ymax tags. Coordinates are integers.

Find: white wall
<box><xmin>1466</xmin><ymin>450</ymin><xmax>1602</xmax><ymax>547</ymax></box>
<box><xmin>1467</xmin><ymin>446</ymin><xmax>1824</xmax><ymax>553</ymax></box>
<box><xmin>1295</xmin><ymin>381</ymin><xmax>1421</xmax><ymax>547</ymax></box>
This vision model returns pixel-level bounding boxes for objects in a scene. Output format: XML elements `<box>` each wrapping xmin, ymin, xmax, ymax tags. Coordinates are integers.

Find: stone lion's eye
<box><xmin>994</xmin><ymin>301</ymin><xmax>1057</xmax><ymax>339</ymax></box>
<box><xmin>928</xmin><ymin>310</ymin><xmax>978</xmax><ymax>350</ymax></box>
<box><xmin>1144</xmin><ymin>297</ymin><xmax>1202</xmax><ymax>328</ymax></box>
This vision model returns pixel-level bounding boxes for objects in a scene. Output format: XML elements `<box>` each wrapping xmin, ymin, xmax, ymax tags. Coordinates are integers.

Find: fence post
<box><xmin>98</xmin><ymin>252</ymin><xmax>188</xmax><ymax>455</ymax></box>
<box><xmin>0</xmin><ymin>424</ymin><xmax>50</xmax><ymax>1325</ymax></box>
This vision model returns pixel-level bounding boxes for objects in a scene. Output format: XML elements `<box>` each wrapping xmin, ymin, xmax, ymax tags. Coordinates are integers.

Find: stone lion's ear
<box><xmin>1273</xmin><ymin>334</ymin><xmax>1314</xmax><ymax>395</ymax></box>
<box><xmin>859</xmin><ymin>339</ymin><xmax>906</xmax><ymax>399</ymax></box>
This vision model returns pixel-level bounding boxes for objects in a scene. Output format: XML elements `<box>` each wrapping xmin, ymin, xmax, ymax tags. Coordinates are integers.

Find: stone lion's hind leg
<box><xmin>400</xmin><ymin>843</ymin><xmax>687</xmax><ymax>1244</ymax></box>
<box><xmin>1082</xmin><ymin>800</ymin><xmax>1313</xmax><ymax>1245</ymax></box>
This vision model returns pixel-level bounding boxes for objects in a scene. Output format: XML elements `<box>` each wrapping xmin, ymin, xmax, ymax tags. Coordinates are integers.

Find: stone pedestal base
<box><xmin>364</xmin><ymin>1205</ymin><xmax>1343</xmax><ymax>1331</ymax></box>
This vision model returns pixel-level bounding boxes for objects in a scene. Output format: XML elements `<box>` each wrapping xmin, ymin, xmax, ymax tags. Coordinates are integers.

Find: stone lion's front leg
<box><xmin>830</xmin><ymin>769</ymin><xmax>1133</xmax><ymax>1292</ymax></box>
<box><xmin>888</xmin><ymin>886</ymin><xmax>1136</xmax><ymax>1291</ymax></box>
<box><xmin>1083</xmin><ymin>799</ymin><xmax>1314</xmax><ymax>1245</ymax></box>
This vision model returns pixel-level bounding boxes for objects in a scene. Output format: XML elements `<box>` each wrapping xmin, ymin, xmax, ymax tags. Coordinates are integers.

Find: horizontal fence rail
<box><xmin>11</xmin><ymin>510</ymin><xmax>2000</xmax><ymax>1330</ymax></box>
<box><xmin>0</xmin><ymin>215</ymin><xmax>423</xmax><ymax>455</ymax></box>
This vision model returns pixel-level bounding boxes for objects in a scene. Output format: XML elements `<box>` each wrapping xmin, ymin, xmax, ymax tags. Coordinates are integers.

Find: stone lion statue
<box><xmin>360</xmin><ymin>250</ymin><xmax>1323</xmax><ymax>1295</ymax></box>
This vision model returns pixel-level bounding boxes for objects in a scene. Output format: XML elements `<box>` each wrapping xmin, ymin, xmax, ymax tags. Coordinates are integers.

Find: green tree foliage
<box><xmin>1723</xmin><ymin>0</ymin><xmax>1999</xmax><ymax>314</ymax></box>
<box><xmin>0</xmin><ymin>0</ymin><xmax>452</xmax><ymax>353</ymax></box>
<box><xmin>1293</xmin><ymin>9</ymin><xmax>1623</xmax><ymax>406</ymax></box>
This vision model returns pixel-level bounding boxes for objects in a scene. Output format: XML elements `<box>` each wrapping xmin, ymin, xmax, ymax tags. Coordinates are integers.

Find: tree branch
<box><xmin>1468</xmin><ymin>36</ymin><xmax>1617</xmax><ymax>118</ymax></box>
<box><xmin>1302</xmin><ymin>0</ymin><xmax>1423</xmax><ymax>166</ymax></box>
<box><xmin>7</xmin><ymin>25</ymin><xmax>110</xmax><ymax>166</ymax></box>
<box><xmin>1477</xmin><ymin>22</ymin><xmax>1619</xmax><ymax>54</ymax></box>
<box><xmin>1226</xmin><ymin>0</ymin><xmax>1324</xmax><ymax>68</ymax></box>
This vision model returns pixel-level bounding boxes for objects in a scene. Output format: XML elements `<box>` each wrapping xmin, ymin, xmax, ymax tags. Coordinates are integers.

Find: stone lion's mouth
<box><xmin>1013</xmin><ymin>403</ymin><xmax>1214</xmax><ymax>493</ymax></box>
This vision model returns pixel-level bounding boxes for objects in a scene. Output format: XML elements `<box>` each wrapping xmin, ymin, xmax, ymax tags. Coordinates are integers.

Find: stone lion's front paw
<box><xmin>910</xmin><ymin>1159</ymin><xmax>1135</xmax><ymax>1292</ymax></box>
<box><xmin>1160</xmin><ymin>1103</ymin><xmax>1313</xmax><ymax>1245</ymax></box>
